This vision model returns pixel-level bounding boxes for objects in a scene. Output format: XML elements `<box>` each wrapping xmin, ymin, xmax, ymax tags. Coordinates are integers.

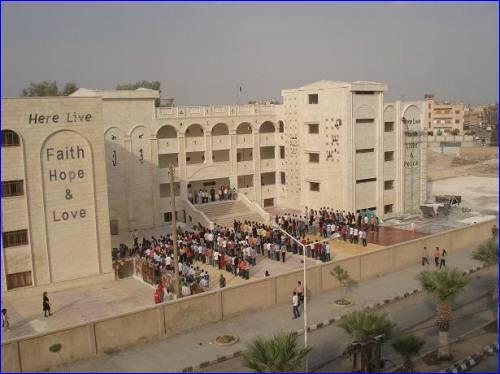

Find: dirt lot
<box><xmin>427</xmin><ymin>146</ymin><xmax>498</xmax><ymax>181</ymax></box>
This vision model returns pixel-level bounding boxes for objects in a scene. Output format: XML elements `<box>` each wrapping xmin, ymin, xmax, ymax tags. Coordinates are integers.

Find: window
<box><xmin>307</xmin><ymin>123</ymin><xmax>319</xmax><ymax>134</ymax></box>
<box><xmin>455</xmin><ymin>110</ymin><xmax>460</xmax><ymax>114</ymax></box>
<box><xmin>1</xmin><ymin>130</ymin><xmax>20</xmax><ymax>147</ymax></box>
<box><xmin>110</xmin><ymin>220</ymin><xmax>119</xmax><ymax>235</ymax></box>
<box><xmin>355</xmin><ymin>91</ymin><xmax>374</xmax><ymax>95</ymax></box>
<box><xmin>163</xmin><ymin>212</ymin><xmax>180</xmax><ymax>222</ymax></box>
<box><xmin>308</xmin><ymin>94</ymin><xmax>318</xmax><ymax>104</ymax></box>
<box><xmin>455</xmin><ymin>119</ymin><xmax>460</xmax><ymax>124</ymax></box>
<box><xmin>356</xmin><ymin>178</ymin><xmax>377</xmax><ymax>184</ymax></box>
<box><xmin>384</xmin><ymin>151</ymin><xmax>394</xmax><ymax>162</ymax></box>
<box><xmin>6</xmin><ymin>271</ymin><xmax>32</xmax><ymax>290</ymax></box>
<box><xmin>280</xmin><ymin>146</ymin><xmax>285</xmax><ymax>159</ymax></box>
<box><xmin>356</xmin><ymin>148</ymin><xmax>374</xmax><ymax>154</ymax></box>
<box><xmin>428</xmin><ymin>103</ymin><xmax>431</xmax><ymax>109</ymax></box>
<box><xmin>384</xmin><ymin>204</ymin><xmax>393</xmax><ymax>214</ymax></box>
<box><xmin>428</xmin><ymin>112</ymin><xmax>431</xmax><ymax>118</ymax></box>
<box><xmin>2</xmin><ymin>229</ymin><xmax>29</xmax><ymax>248</ymax></box>
<box><xmin>384</xmin><ymin>122</ymin><xmax>394</xmax><ymax>132</ymax></box>
<box><xmin>308</xmin><ymin>153</ymin><xmax>320</xmax><ymax>163</ymax></box>
<box><xmin>356</xmin><ymin>119</ymin><xmax>374</xmax><ymax>124</ymax></box>
<box><xmin>280</xmin><ymin>172</ymin><xmax>286</xmax><ymax>185</ymax></box>
<box><xmin>2</xmin><ymin>180</ymin><xmax>24</xmax><ymax>197</ymax></box>
<box><xmin>309</xmin><ymin>182</ymin><xmax>320</xmax><ymax>191</ymax></box>
<box><xmin>263</xmin><ymin>198</ymin><xmax>274</xmax><ymax>207</ymax></box>
<box><xmin>384</xmin><ymin>180</ymin><xmax>394</xmax><ymax>190</ymax></box>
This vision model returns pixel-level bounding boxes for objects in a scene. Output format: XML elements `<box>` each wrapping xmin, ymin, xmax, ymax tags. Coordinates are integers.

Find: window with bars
<box><xmin>6</xmin><ymin>271</ymin><xmax>32</xmax><ymax>290</ymax></box>
<box><xmin>1</xmin><ymin>130</ymin><xmax>20</xmax><ymax>147</ymax></box>
<box><xmin>2</xmin><ymin>180</ymin><xmax>24</xmax><ymax>197</ymax></box>
<box><xmin>384</xmin><ymin>122</ymin><xmax>394</xmax><ymax>132</ymax></box>
<box><xmin>308</xmin><ymin>153</ymin><xmax>320</xmax><ymax>163</ymax></box>
<box><xmin>309</xmin><ymin>182</ymin><xmax>320</xmax><ymax>191</ymax></box>
<box><xmin>2</xmin><ymin>229</ymin><xmax>29</xmax><ymax>247</ymax></box>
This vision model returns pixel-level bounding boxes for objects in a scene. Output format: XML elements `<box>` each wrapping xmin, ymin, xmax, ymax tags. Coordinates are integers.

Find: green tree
<box><xmin>116</xmin><ymin>80</ymin><xmax>160</xmax><ymax>91</ymax></box>
<box><xmin>472</xmin><ymin>239</ymin><xmax>498</xmax><ymax>267</ymax></box>
<box><xmin>391</xmin><ymin>334</ymin><xmax>425</xmax><ymax>372</ymax></box>
<box><xmin>330</xmin><ymin>265</ymin><xmax>350</xmax><ymax>303</ymax></box>
<box><xmin>21</xmin><ymin>80</ymin><xmax>59</xmax><ymax>96</ymax></box>
<box><xmin>417</xmin><ymin>268</ymin><xmax>470</xmax><ymax>359</ymax></box>
<box><xmin>20</xmin><ymin>81</ymin><xmax>78</xmax><ymax>96</ymax></box>
<box><xmin>338</xmin><ymin>308</ymin><xmax>395</xmax><ymax>372</ymax></box>
<box><xmin>61</xmin><ymin>82</ymin><xmax>78</xmax><ymax>96</ymax></box>
<box><xmin>242</xmin><ymin>332</ymin><xmax>311</xmax><ymax>372</ymax></box>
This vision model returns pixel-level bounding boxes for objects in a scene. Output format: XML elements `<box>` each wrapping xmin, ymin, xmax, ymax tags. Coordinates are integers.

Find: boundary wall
<box><xmin>2</xmin><ymin>218</ymin><xmax>496</xmax><ymax>372</ymax></box>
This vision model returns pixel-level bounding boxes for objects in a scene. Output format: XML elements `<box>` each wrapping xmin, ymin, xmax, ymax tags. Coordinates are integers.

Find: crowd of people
<box><xmin>188</xmin><ymin>185</ymin><xmax>237</xmax><ymax>205</ymax></box>
<box><xmin>276</xmin><ymin>206</ymin><xmax>381</xmax><ymax>248</ymax></box>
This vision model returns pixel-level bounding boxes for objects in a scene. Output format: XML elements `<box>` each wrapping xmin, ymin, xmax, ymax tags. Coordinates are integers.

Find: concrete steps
<box><xmin>195</xmin><ymin>200</ymin><xmax>266</xmax><ymax>228</ymax></box>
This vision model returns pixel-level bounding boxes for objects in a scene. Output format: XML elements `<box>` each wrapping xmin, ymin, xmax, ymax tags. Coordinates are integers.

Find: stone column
<box><xmin>230</xmin><ymin>129</ymin><xmax>237</xmax><ymax>188</ymax></box>
<box><xmin>205</xmin><ymin>131</ymin><xmax>213</xmax><ymax>165</ymax></box>
<box><xmin>124</xmin><ymin>135</ymin><xmax>133</xmax><ymax>230</ymax></box>
<box><xmin>254</xmin><ymin>126</ymin><xmax>262</xmax><ymax>204</ymax></box>
<box><xmin>150</xmin><ymin>135</ymin><xmax>161</xmax><ymax>227</ymax></box>
<box><xmin>178</xmin><ymin>133</ymin><xmax>188</xmax><ymax>200</ymax></box>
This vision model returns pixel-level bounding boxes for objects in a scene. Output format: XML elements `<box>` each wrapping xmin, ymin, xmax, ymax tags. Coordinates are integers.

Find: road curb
<box><xmin>180</xmin><ymin>264</ymin><xmax>484</xmax><ymax>372</ymax></box>
<box><xmin>440</xmin><ymin>342</ymin><xmax>498</xmax><ymax>373</ymax></box>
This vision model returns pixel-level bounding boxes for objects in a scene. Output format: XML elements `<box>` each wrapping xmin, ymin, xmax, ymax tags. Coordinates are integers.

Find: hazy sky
<box><xmin>2</xmin><ymin>1</ymin><xmax>498</xmax><ymax>105</ymax></box>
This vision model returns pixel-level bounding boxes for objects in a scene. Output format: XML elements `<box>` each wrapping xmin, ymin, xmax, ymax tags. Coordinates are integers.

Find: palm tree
<box><xmin>472</xmin><ymin>239</ymin><xmax>498</xmax><ymax>327</ymax></box>
<box><xmin>472</xmin><ymin>239</ymin><xmax>498</xmax><ymax>267</ymax></box>
<box><xmin>417</xmin><ymin>268</ymin><xmax>470</xmax><ymax>359</ymax></box>
<box><xmin>391</xmin><ymin>334</ymin><xmax>425</xmax><ymax>372</ymax></box>
<box><xmin>338</xmin><ymin>308</ymin><xmax>395</xmax><ymax>372</ymax></box>
<box><xmin>242</xmin><ymin>332</ymin><xmax>311</xmax><ymax>372</ymax></box>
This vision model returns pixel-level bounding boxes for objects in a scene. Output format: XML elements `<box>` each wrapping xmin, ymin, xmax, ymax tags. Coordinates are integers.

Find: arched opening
<box><xmin>278</xmin><ymin>120</ymin><xmax>285</xmax><ymax>133</ymax></box>
<box><xmin>186</xmin><ymin>124</ymin><xmax>204</xmax><ymax>137</ymax></box>
<box><xmin>236</xmin><ymin>122</ymin><xmax>252</xmax><ymax>135</ymax></box>
<box><xmin>1</xmin><ymin>130</ymin><xmax>20</xmax><ymax>147</ymax></box>
<box><xmin>259</xmin><ymin>121</ymin><xmax>275</xmax><ymax>133</ymax></box>
<box><xmin>212</xmin><ymin>123</ymin><xmax>229</xmax><ymax>136</ymax></box>
<box><xmin>157</xmin><ymin>125</ymin><xmax>177</xmax><ymax>139</ymax></box>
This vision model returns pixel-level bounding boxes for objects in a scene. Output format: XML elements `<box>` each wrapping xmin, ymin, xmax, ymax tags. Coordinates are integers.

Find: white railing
<box><xmin>238</xmin><ymin>191</ymin><xmax>271</xmax><ymax>225</ymax></box>
<box><xmin>183</xmin><ymin>199</ymin><xmax>214</xmax><ymax>229</ymax></box>
<box><xmin>156</xmin><ymin>104</ymin><xmax>276</xmax><ymax>119</ymax></box>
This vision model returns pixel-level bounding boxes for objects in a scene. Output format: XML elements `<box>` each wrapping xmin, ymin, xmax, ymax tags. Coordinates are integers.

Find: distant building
<box><xmin>464</xmin><ymin>105</ymin><xmax>487</xmax><ymax>131</ymax></box>
<box><xmin>425</xmin><ymin>94</ymin><xmax>464</xmax><ymax>133</ymax></box>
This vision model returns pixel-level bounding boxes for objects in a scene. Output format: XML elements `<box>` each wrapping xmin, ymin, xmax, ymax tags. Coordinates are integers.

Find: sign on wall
<box><xmin>402</xmin><ymin>106</ymin><xmax>422</xmax><ymax>212</ymax></box>
<box><xmin>41</xmin><ymin>130</ymin><xmax>98</xmax><ymax>282</ymax></box>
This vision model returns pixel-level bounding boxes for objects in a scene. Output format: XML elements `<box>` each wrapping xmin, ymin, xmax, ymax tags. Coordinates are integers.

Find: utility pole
<box><xmin>169</xmin><ymin>164</ymin><xmax>180</xmax><ymax>298</ymax></box>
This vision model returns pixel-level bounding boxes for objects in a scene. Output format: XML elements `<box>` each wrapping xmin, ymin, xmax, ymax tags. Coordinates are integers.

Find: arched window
<box><xmin>1</xmin><ymin>130</ymin><xmax>20</xmax><ymax>147</ymax></box>
<box><xmin>236</xmin><ymin>122</ymin><xmax>252</xmax><ymax>135</ymax></box>
<box><xmin>278</xmin><ymin>121</ymin><xmax>285</xmax><ymax>133</ymax></box>
<box><xmin>157</xmin><ymin>125</ymin><xmax>177</xmax><ymax>139</ymax></box>
<box><xmin>259</xmin><ymin>121</ymin><xmax>275</xmax><ymax>133</ymax></box>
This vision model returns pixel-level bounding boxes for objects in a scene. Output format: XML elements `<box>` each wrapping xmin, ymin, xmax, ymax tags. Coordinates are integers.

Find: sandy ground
<box><xmin>427</xmin><ymin>146</ymin><xmax>498</xmax><ymax>181</ymax></box>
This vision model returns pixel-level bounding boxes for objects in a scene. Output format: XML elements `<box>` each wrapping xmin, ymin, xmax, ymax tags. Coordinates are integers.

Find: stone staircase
<box><xmin>195</xmin><ymin>200</ymin><xmax>266</xmax><ymax>228</ymax></box>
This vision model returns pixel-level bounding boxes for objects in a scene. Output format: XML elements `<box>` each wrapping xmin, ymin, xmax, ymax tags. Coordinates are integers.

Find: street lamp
<box><xmin>273</xmin><ymin>223</ymin><xmax>323</xmax><ymax>372</ymax></box>
<box><xmin>168</xmin><ymin>164</ymin><xmax>180</xmax><ymax>299</ymax></box>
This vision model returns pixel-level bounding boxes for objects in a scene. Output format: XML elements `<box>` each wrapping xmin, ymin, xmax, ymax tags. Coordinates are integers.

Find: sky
<box><xmin>1</xmin><ymin>1</ymin><xmax>498</xmax><ymax>105</ymax></box>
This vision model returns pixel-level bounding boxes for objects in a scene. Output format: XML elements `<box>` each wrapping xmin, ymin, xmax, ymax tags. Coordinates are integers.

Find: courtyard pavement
<box><xmin>47</xmin><ymin>245</ymin><xmax>486</xmax><ymax>372</ymax></box>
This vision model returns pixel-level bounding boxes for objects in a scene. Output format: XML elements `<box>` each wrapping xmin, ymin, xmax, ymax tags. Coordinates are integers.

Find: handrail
<box><xmin>237</xmin><ymin>190</ymin><xmax>271</xmax><ymax>224</ymax></box>
<box><xmin>183</xmin><ymin>199</ymin><xmax>214</xmax><ymax>229</ymax></box>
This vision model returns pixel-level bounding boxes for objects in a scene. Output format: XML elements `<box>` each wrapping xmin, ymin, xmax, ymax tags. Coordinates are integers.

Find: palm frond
<box><xmin>472</xmin><ymin>239</ymin><xmax>498</xmax><ymax>267</ymax></box>
<box><xmin>337</xmin><ymin>308</ymin><xmax>395</xmax><ymax>341</ymax></box>
<box><xmin>417</xmin><ymin>268</ymin><xmax>470</xmax><ymax>303</ymax></box>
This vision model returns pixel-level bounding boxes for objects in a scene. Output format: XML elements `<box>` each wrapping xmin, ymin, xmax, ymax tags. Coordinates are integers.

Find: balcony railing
<box><xmin>211</xmin><ymin>135</ymin><xmax>230</xmax><ymax>150</ymax></box>
<box><xmin>237</xmin><ymin>160</ymin><xmax>254</xmax><ymax>174</ymax></box>
<box><xmin>237</xmin><ymin>134</ymin><xmax>253</xmax><ymax>146</ymax></box>
<box><xmin>185</xmin><ymin>137</ymin><xmax>205</xmax><ymax>152</ymax></box>
<box><xmin>156</xmin><ymin>104</ymin><xmax>276</xmax><ymax>119</ymax></box>
<box><xmin>260</xmin><ymin>159</ymin><xmax>276</xmax><ymax>172</ymax></box>
<box><xmin>158</xmin><ymin>138</ymin><xmax>179</xmax><ymax>154</ymax></box>
<box><xmin>259</xmin><ymin>133</ymin><xmax>276</xmax><ymax>146</ymax></box>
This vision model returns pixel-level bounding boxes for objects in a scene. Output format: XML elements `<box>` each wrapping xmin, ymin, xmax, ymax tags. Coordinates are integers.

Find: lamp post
<box><xmin>168</xmin><ymin>164</ymin><xmax>180</xmax><ymax>299</ymax></box>
<box><xmin>273</xmin><ymin>223</ymin><xmax>323</xmax><ymax>372</ymax></box>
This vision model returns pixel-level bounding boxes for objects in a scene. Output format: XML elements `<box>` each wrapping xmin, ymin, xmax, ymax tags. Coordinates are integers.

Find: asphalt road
<box><xmin>205</xmin><ymin>267</ymin><xmax>498</xmax><ymax>372</ymax></box>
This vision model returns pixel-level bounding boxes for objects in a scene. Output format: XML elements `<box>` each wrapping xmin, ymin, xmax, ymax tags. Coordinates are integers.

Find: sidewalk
<box><xmin>54</xmin><ymin>245</ymin><xmax>487</xmax><ymax>372</ymax></box>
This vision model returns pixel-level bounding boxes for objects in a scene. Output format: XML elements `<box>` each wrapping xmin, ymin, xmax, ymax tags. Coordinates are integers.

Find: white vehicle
<box><xmin>486</xmin><ymin>126</ymin><xmax>492</xmax><ymax>132</ymax></box>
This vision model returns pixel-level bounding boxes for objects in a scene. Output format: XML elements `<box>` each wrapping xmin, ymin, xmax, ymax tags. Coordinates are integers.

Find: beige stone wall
<box><xmin>1</xmin><ymin>97</ymin><xmax>112</xmax><ymax>291</ymax></box>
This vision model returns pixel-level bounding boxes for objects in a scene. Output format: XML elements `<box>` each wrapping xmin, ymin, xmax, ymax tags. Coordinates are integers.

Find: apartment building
<box><xmin>425</xmin><ymin>94</ymin><xmax>464</xmax><ymax>133</ymax></box>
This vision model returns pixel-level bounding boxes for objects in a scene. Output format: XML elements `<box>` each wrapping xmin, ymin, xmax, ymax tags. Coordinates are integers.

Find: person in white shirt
<box><xmin>165</xmin><ymin>255</ymin><xmax>172</xmax><ymax>270</ymax></box>
<box><xmin>349</xmin><ymin>226</ymin><xmax>354</xmax><ymax>243</ymax></box>
<box><xmin>292</xmin><ymin>292</ymin><xmax>300</xmax><ymax>319</ymax></box>
<box><xmin>353</xmin><ymin>227</ymin><xmax>359</xmax><ymax>244</ymax></box>
<box><xmin>181</xmin><ymin>283</ymin><xmax>191</xmax><ymax>297</ymax></box>
<box><xmin>213</xmin><ymin>250</ymin><xmax>219</xmax><ymax>266</ymax></box>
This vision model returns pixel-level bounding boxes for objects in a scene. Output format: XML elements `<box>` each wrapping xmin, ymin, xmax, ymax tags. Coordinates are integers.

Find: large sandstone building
<box><xmin>1</xmin><ymin>80</ymin><xmax>427</xmax><ymax>291</ymax></box>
